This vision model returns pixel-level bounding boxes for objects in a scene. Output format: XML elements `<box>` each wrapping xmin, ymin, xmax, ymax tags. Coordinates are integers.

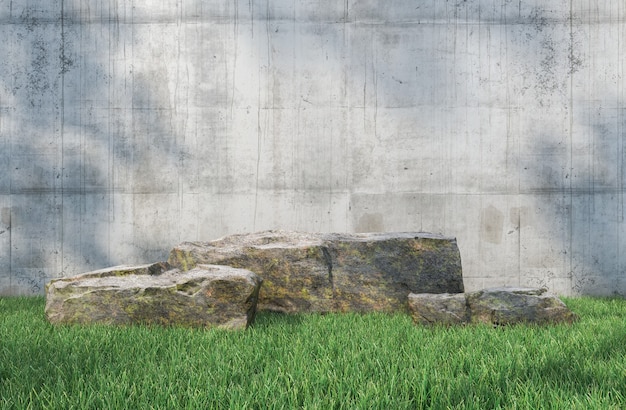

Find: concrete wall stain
<box><xmin>480</xmin><ymin>205</ymin><xmax>504</xmax><ymax>245</ymax></box>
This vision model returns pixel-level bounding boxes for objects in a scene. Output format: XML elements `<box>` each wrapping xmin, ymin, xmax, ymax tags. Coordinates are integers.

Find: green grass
<box><xmin>1</xmin><ymin>297</ymin><xmax>625</xmax><ymax>409</ymax></box>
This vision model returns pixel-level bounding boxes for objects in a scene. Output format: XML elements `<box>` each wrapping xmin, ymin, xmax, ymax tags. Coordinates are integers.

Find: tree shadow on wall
<box><xmin>0</xmin><ymin>4</ymin><xmax>190</xmax><ymax>294</ymax></box>
<box><xmin>489</xmin><ymin>3</ymin><xmax>625</xmax><ymax>297</ymax></box>
<box><xmin>521</xmin><ymin>99</ymin><xmax>625</xmax><ymax>296</ymax></box>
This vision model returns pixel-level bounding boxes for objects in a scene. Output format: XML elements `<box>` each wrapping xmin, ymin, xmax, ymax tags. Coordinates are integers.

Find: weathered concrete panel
<box><xmin>1</xmin><ymin>1</ymin><xmax>625</xmax><ymax>296</ymax></box>
<box><xmin>0</xmin><ymin>197</ymin><xmax>11</xmax><ymax>295</ymax></box>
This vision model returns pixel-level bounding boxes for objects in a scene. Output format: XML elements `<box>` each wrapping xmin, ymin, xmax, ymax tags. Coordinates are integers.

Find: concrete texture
<box><xmin>0</xmin><ymin>1</ymin><xmax>624</xmax><ymax>296</ymax></box>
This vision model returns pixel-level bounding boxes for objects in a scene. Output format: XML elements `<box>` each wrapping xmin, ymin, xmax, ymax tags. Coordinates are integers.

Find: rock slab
<box><xmin>408</xmin><ymin>287</ymin><xmax>577</xmax><ymax>326</ymax></box>
<box><xmin>45</xmin><ymin>263</ymin><xmax>262</xmax><ymax>330</ymax></box>
<box><xmin>168</xmin><ymin>230</ymin><xmax>463</xmax><ymax>313</ymax></box>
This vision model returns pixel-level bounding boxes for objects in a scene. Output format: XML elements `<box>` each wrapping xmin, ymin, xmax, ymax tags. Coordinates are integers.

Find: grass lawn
<box><xmin>1</xmin><ymin>296</ymin><xmax>625</xmax><ymax>409</ymax></box>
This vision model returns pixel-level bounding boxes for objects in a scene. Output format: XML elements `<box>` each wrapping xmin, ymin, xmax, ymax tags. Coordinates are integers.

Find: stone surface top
<box><xmin>180</xmin><ymin>230</ymin><xmax>456</xmax><ymax>250</ymax></box>
<box><xmin>51</xmin><ymin>265</ymin><xmax>254</xmax><ymax>289</ymax></box>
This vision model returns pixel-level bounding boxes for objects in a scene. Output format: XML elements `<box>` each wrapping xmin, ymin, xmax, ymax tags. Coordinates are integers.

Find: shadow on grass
<box><xmin>0</xmin><ymin>296</ymin><xmax>45</xmax><ymax>316</ymax></box>
<box><xmin>521</xmin><ymin>299</ymin><xmax>625</xmax><ymax>402</ymax></box>
<box><xmin>251</xmin><ymin>311</ymin><xmax>306</xmax><ymax>329</ymax></box>
<box><xmin>563</xmin><ymin>296</ymin><xmax>626</xmax><ymax>319</ymax></box>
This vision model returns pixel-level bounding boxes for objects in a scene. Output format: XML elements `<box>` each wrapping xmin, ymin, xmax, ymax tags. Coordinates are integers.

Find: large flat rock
<box><xmin>168</xmin><ymin>230</ymin><xmax>463</xmax><ymax>313</ymax></box>
<box><xmin>45</xmin><ymin>263</ymin><xmax>262</xmax><ymax>330</ymax></box>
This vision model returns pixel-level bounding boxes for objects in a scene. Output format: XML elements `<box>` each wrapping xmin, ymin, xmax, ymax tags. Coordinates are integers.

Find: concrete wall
<box><xmin>0</xmin><ymin>0</ymin><xmax>624</xmax><ymax>296</ymax></box>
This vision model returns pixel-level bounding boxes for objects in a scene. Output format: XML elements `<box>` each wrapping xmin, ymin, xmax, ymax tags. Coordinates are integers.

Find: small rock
<box><xmin>408</xmin><ymin>287</ymin><xmax>578</xmax><ymax>326</ymax></box>
<box><xmin>466</xmin><ymin>287</ymin><xmax>578</xmax><ymax>325</ymax></box>
<box><xmin>408</xmin><ymin>293</ymin><xmax>468</xmax><ymax>325</ymax></box>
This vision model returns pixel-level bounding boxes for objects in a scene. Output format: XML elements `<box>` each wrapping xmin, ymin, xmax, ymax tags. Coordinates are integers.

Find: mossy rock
<box><xmin>168</xmin><ymin>231</ymin><xmax>463</xmax><ymax>314</ymax></box>
<box><xmin>45</xmin><ymin>264</ymin><xmax>262</xmax><ymax>330</ymax></box>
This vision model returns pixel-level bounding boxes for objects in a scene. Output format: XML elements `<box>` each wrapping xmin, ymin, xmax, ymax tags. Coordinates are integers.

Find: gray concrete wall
<box><xmin>0</xmin><ymin>0</ymin><xmax>624</xmax><ymax>296</ymax></box>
